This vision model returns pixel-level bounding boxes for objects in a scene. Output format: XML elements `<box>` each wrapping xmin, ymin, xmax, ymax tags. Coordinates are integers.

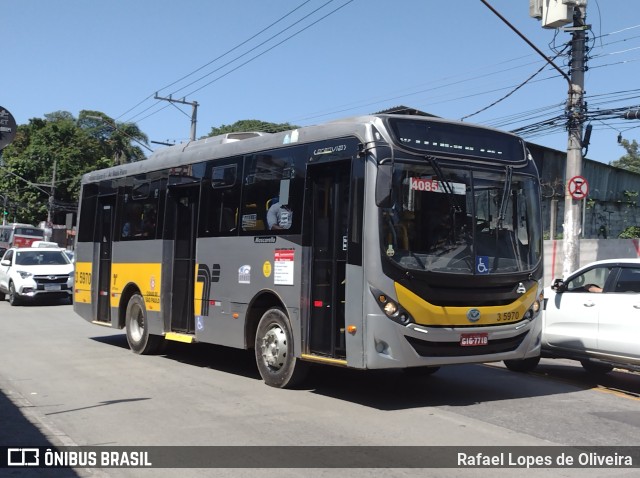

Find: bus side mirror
<box><xmin>375</xmin><ymin>163</ymin><xmax>393</xmax><ymax>208</ymax></box>
<box><xmin>551</xmin><ymin>278</ymin><xmax>565</xmax><ymax>292</ymax></box>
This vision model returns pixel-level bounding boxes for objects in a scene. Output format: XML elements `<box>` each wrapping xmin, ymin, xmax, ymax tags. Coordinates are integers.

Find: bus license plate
<box><xmin>460</xmin><ymin>333</ymin><xmax>488</xmax><ymax>346</ymax></box>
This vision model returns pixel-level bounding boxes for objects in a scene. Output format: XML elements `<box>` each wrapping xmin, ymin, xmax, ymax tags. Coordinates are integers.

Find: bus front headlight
<box><xmin>370</xmin><ymin>287</ymin><xmax>414</xmax><ymax>326</ymax></box>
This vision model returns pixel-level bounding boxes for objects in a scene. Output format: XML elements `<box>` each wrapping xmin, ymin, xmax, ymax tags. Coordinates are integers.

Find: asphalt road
<box><xmin>0</xmin><ymin>299</ymin><xmax>638</xmax><ymax>478</ymax></box>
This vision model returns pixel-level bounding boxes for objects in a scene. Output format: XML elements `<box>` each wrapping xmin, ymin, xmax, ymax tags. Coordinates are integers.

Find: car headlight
<box><xmin>17</xmin><ymin>270</ymin><xmax>33</xmax><ymax>279</ymax></box>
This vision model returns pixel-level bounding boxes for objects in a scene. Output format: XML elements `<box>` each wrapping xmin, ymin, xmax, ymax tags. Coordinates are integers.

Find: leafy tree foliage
<box><xmin>619</xmin><ymin>226</ymin><xmax>640</xmax><ymax>239</ymax></box>
<box><xmin>78</xmin><ymin>110</ymin><xmax>148</xmax><ymax>164</ymax></box>
<box><xmin>0</xmin><ymin>110</ymin><xmax>147</xmax><ymax>225</ymax></box>
<box><xmin>206</xmin><ymin>119</ymin><xmax>298</xmax><ymax>137</ymax></box>
<box><xmin>610</xmin><ymin>139</ymin><xmax>640</xmax><ymax>174</ymax></box>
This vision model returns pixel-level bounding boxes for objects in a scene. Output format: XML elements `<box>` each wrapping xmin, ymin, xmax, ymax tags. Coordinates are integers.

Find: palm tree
<box><xmin>78</xmin><ymin>111</ymin><xmax>149</xmax><ymax>164</ymax></box>
<box><xmin>108</xmin><ymin>122</ymin><xmax>149</xmax><ymax>164</ymax></box>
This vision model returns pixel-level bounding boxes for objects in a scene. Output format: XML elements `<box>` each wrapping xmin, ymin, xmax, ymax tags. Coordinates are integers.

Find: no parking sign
<box><xmin>568</xmin><ymin>175</ymin><xmax>589</xmax><ymax>200</ymax></box>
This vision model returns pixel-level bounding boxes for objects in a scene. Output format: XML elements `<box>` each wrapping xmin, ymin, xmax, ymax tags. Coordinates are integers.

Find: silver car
<box><xmin>541</xmin><ymin>258</ymin><xmax>640</xmax><ymax>374</ymax></box>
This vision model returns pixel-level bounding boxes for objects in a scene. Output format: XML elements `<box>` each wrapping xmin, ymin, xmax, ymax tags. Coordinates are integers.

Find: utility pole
<box><xmin>482</xmin><ymin>0</ymin><xmax>583</xmax><ymax>275</ymax></box>
<box><xmin>47</xmin><ymin>158</ymin><xmax>57</xmax><ymax>227</ymax></box>
<box><xmin>0</xmin><ymin>193</ymin><xmax>7</xmax><ymax>226</ymax></box>
<box><xmin>154</xmin><ymin>94</ymin><xmax>199</xmax><ymax>142</ymax></box>
<box><xmin>562</xmin><ymin>3</ymin><xmax>588</xmax><ymax>277</ymax></box>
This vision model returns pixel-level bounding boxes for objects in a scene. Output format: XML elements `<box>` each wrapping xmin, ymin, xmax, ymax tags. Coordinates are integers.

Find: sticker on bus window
<box><xmin>409</xmin><ymin>178</ymin><xmax>465</xmax><ymax>195</ymax></box>
<box><xmin>476</xmin><ymin>256</ymin><xmax>489</xmax><ymax>275</ymax></box>
<box><xmin>274</xmin><ymin>249</ymin><xmax>294</xmax><ymax>285</ymax></box>
<box><xmin>242</xmin><ymin>214</ymin><xmax>257</xmax><ymax>230</ymax></box>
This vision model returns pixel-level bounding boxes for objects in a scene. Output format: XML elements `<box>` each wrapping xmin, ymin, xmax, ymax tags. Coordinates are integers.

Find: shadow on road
<box><xmin>90</xmin><ymin>333</ymin><xmax>262</xmax><ymax>381</ymax></box>
<box><xmin>533</xmin><ymin>359</ymin><xmax>640</xmax><ymax>399</ymax></box>
<box><xmin>89</xmin><ymin>333</ymin><xmax>640</xmax><ymax>411</ymax></box>
<box><xmin>0</xmin><ymin>388</ymin><xmax>80</xmax><ymax>477</ymax></box>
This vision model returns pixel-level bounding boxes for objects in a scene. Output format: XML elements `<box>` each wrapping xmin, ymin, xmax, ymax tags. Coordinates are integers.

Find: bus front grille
<box><xmin>404</xmin><ymin>331</ymin><xmax>528</xmax><ymax>357</ymax></box>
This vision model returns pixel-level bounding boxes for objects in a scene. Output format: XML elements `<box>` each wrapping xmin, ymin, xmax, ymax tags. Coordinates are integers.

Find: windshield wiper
<box><xmin>498</xmin><ymin>165</ymin><xmax>513</xmax><ymax>228</ymax></box>
<box><xmin>424</xmin><ymin>155</ymin><xmax>461</xmax><ymax>213</ymax></box>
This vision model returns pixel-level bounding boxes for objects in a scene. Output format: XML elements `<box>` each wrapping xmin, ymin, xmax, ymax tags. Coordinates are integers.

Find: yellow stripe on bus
<box><xmin>110</xmin><ymin>263</ymin><xmax>162</xmax><ymax>311</ymax></box>
<box><xmin>395</xmin><ymin>282</ymin><xmax>537</xmax><ymax>327</ymax></box>
<box><xmin>74</xmin><ymin>261</ymin><xmax>93</xmax><ymax>304</ymax></box>
<box><xmin>165</xmin><ymin>332</ymin><xmax>195</xmax><ymax>343</ymax></box>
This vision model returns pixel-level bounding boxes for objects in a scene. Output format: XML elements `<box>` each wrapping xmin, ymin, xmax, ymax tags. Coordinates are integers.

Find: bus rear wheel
<box><xmin>125</xmin><ymin>294</ymin><xmax>163</xmax><ymax>355</ymax></box>
<box><xmin>255</xmin><ymin>307</ymin><xmax>308</xmax><ymax>388</ymax></box>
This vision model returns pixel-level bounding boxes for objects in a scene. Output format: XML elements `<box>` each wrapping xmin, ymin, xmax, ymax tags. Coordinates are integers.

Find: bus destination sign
<box><xmin>387</xmin><ymin>118</ymin><xmax>525</xmax><ymax>162</ymax></box>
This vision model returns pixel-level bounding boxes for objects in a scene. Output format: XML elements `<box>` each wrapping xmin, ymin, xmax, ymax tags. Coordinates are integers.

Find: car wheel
<box><xmin>255</xmin><ymin>307</ymin><xmax>308</xmax><ymax>388</ymax></box>
<box><xmin>504</xmin><ymin>356</ymin><xmax>540</xmax><ymax>373</ymax></box>
<box><xmin>580</xmin><ymin>360</ymin><xmax>614</xmax><ymax>375</ymax></box>
<box><xmin>8</xmin><ymin>282</ymin><xmax>22</xmax><ymax>306</ymax></box>
<box><xmin>125</xmin><ymin>294</ymin><xmax>164</xmax><ymax>354</ymax></box>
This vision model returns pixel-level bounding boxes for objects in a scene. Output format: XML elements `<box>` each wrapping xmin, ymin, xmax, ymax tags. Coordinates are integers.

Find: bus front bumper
<box><xmin>364</xmin><ymin>313</ymin><xmax>542</xmax><ymax>370</ymax></box>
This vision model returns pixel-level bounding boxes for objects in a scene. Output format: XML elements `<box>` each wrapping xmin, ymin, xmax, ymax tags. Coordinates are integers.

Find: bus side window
<box><xmin>199</xmin><ymin>160</ymin><xmax>241</xmax><ymax>237</ymax></box>
<box><xmin>119</xmin><ymin>180</ymin><xmax>160</xmax><ymax>240</ymax></box>
<box><xmin>240</xmin><ymin>149</ymin><xmax>302</xmax><ymax>235</ymax></box>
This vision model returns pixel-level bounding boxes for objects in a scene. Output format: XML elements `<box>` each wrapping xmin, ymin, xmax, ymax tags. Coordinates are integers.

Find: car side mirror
<box><xmin>1</xmin><ymin>259</ymin><xmax>11</xmax><ymax>267</ymax></box>
<box><xmin>551</xmin><ymin>278</ymin><xmax>566</xmax><ymax>292</ymax></box>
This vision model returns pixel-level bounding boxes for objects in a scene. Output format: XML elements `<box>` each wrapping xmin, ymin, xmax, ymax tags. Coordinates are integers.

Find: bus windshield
<box><xmin>381</xmin><ymin>160</ymin><xmax>542</xmax><ymax>275</ymax></box>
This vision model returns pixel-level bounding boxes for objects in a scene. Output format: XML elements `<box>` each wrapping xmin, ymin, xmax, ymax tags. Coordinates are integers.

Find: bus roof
<box><xmin>81</xmin><ymin>114</ymin><xmax>523</xmax><ymax>185</ymax></box>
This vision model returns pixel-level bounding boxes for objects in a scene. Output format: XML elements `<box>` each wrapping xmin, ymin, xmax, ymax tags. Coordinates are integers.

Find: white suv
<box><xmin>0</xmin><ymin>247</ymin><xmax>74</xmax><ymax>305</ymax></box>
<box><xmin>506</xmin><ymin>258</ymin><xmax>640</xmax><ymax>374</ymax></box>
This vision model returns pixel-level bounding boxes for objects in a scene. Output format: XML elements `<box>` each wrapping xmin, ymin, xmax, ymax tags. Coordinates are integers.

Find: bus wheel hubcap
<box><xmin>261</xmin><ymin>325</ymin><xmax>287</xmax><ymax>369</ymax></box>
<box><xmin>130</xmin><ymin>306</ymin><xmax>144</xmax><ymax>342</ymax></box>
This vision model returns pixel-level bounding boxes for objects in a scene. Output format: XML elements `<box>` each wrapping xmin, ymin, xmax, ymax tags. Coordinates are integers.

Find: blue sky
<box><xmin>3</xmin><ymin>0</ymin><xmax>640</xmax><ymax>164</ymax></box>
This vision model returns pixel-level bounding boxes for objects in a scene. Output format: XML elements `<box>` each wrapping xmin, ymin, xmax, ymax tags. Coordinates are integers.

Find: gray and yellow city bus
<box><xmin>73</xmin><ymin>114</ymin><xmax>543</xmax><ymax>388</ymax></box>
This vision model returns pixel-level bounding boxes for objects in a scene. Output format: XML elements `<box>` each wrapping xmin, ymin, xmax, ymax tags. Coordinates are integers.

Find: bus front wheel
<box><xmin>255</xmin><ymin>307</ymin><xmax>308</xmax><ymax>388</ymax></box>
<box><xmin>125</xmin><ymin>294</ymin><xmax>163</xmax><ymax>355</ymax></box>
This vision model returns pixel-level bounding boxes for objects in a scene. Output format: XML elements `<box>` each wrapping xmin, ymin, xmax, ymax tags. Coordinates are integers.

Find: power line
<box><xmin>122</xmin><ymin>6</ymin><xmax>640</xmax><ymax>148</ymax></box>
<box><xmin>123</xmin><ymin>0</ymin><xmax>350</xmax><ymax>126</ymax></box>
<box><xmin>116</xmin><ymin>0</ymin><xmax>315</xmax><ymax>122</ymax></box>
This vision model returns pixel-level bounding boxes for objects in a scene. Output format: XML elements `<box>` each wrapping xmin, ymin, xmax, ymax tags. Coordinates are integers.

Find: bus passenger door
<box><xmin>96</xmin><ymin>197</ymin><xmax>115</xmax><ymax>324</ymax></box>
<box><xmin>306</xmin><ymin>161</ymin><xmax>351</xmax><ymax>359</ymax></box>
<box><xmin>165</xmin><ymin>185</ymin><xmax>199</xmax><ymax>334</ymax></box>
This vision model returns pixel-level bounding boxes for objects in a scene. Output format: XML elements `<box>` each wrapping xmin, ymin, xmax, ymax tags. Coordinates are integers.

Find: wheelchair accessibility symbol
<box><xmin>476</xmin><ymin>256</ymin><xmax>489</xmax><ymax>275</ymax></box>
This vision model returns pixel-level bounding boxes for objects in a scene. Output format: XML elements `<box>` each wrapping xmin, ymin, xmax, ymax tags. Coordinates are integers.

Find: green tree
<box><xmin>0</xmin><ymin>111</ymin><xmax>116</xmax><ymax>225</ymax></box>
<box><xmin>619</xmin><ymin>226</ymin><xmax>640</xmax><ymax>239</ymax></box>
<box><xmin>610</xmin><ymin>139</ymin><xmax>640</xmax><ymax>174</ymax></box>
<box><xmin>78</xmin><ymin>110</ymin><xmax>149</xmax><ymax>164</ymax></box>
<box><xmin>206</xmin><ymin>119</ymin><xmax>298</xmax><ymax>137</ymax></box>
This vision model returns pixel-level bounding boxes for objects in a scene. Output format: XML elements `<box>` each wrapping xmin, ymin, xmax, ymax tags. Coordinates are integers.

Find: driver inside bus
<box><xmin>266</xmin><ymin>197</ymin><xmax>293</xmax><ymax>230</ymax></box>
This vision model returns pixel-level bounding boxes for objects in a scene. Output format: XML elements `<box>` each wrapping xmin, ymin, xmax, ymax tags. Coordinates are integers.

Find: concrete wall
<box><xmin>543</xmin><ymin>239</ymin><xmax>640</xmax><ymax>285</ymax></box>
